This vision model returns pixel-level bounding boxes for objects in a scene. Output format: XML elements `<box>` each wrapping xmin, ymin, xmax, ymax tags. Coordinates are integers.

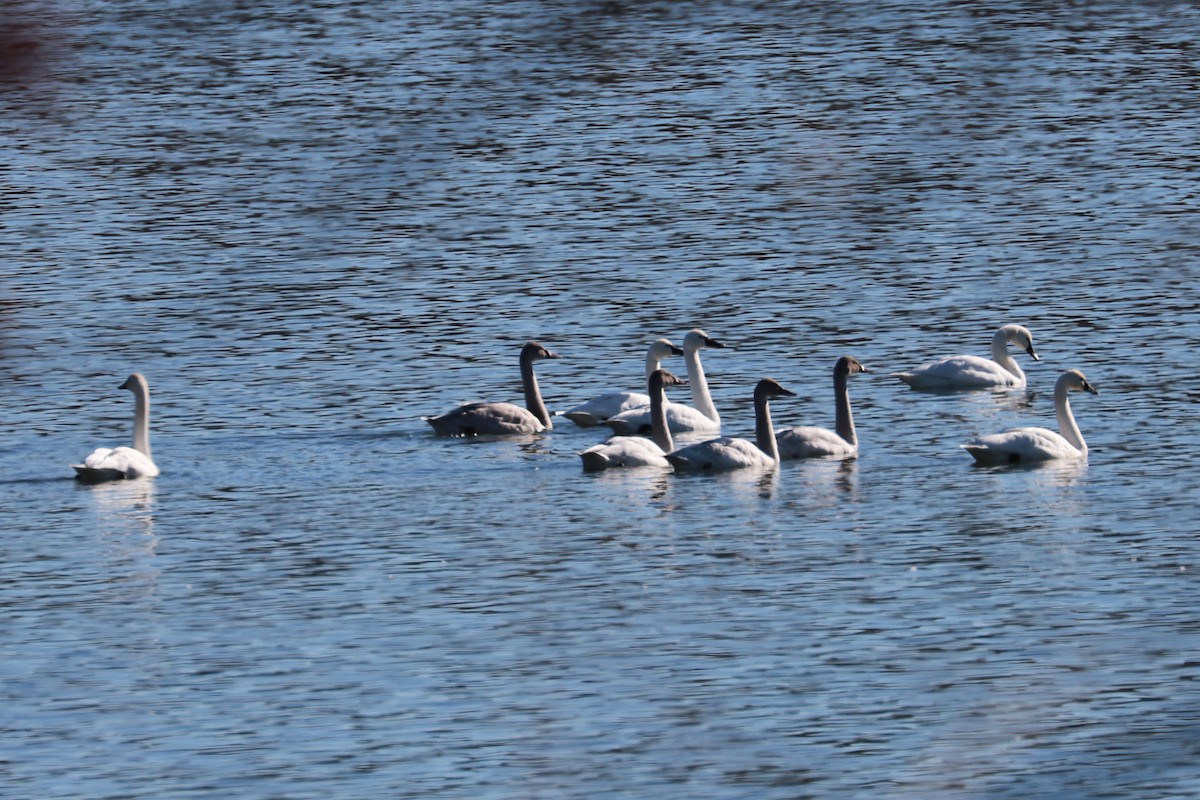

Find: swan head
<box><xmin>683</xmin><ymin>328</ymin><xmax>725</xmax><ymax>352</ymax></box>
<box><xmin>521</xmin><ymin>341</ymin><xmax>561</xmax><ymax>362</ymax></box>
<box><xmin>649</xmin><ymin>338</ymin><xmax>685</xmax><ymax>358</ymax></box>
<box><xmin>834</xmin><ymin>356</ymin><xmax>870</xmax><ymax>378</ymax></box>
<box><xmin>119</xmin><ymin>373</ymin><xmax>149</xmax><ymax>392</ymax></box>
<box><xmin>650</xmin><ymin>369</ymin><xmax>688</xmax><ymax>390</ymax></box>
<box><xmin>1060</xmin><ymin>368</ymin><xmax>1098</xmax><ymax>395</ymax></box>
<box><xmin>754</xmin><ymin>378</ymin><xmax>796</xmax><ymax>402</ymax></box>
<box><xmin>1001</xmin><ymin>324</ymin><xmax>1039</xmax><ymax>361</ymax></box>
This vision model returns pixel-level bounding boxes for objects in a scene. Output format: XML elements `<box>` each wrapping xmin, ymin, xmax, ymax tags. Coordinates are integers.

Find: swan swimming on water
<box><xmin>666</xmin><ymin>378</ymin><xmax>794</xmax><ymax>472</ymax></box>
<box><xmin>776</xmin><ymin>356</ymin><xmax>869</xmax><ymax>459</ymax></box>
<box><xmin>604</xmin><ymin>329</ymin><xmax>724</xmax><ymax>435</ymax></box>
<box><xmin>578</xmin><ymin>369</ymin><xmax>687</xmax><ymax>471</ymax></box>
<box><xmin>894</xmin><ymin>324</ymin><xmax>1039</xmax><ymax>390</ymax></box>
<box><xmin>962</xmin><ymin>369</ymin><xmax>1098</xmax><ymax>464</ymax></box>
<box><xmin>562</xmin><ymin>338</ymin><xmax>683</xmax><ymax>427</ymax></box>
<box><xmin>72</xmin><ymin>373</ymin><xmax>160</xmax><ymax>482</ymax></box>
<box><xmin>425</xmin><ymin>341</ymin><xmax>561</xmax><ymax>435</ymax></box>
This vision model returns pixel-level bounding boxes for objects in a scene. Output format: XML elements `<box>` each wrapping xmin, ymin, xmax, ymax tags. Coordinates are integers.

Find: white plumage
<box><xmin>895</xmin><ymin>324</ymin><xmax>1039</xmax><ymax>390</ymax></box>
<box><xmin>73</xmin><ymin>373</ymin><xmax>160</xmax><ymax>482</ymax></box>
<box><xmin>578</xmin><ymin>370</ymin><xmax>686</xmax><ymax>471</ymax></box>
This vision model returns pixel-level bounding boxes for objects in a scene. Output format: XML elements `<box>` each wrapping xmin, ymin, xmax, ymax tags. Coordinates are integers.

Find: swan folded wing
<box><xmin>962</xmin><ymin>427</ymin><xmax>1080</xmax><ymax>463</ymax></box>
<box><xmin>606</xmin><ymin>401</ymin><xmax>720</xmax><ymax>436</ymax></box>
<box><xmin>73</xmin><ymin>446</ymin><xmax>159</xmax><ymax>480</ymax></box>
<box><xmin>427</xmin><ymin>401</ymin><xmax>546</xmax><ymax>436</ymax></box>
<box><xmin>776</xmin><ymin>426</ymin><xmax>856</xmax><ymax>459</ymax></box>
<box><xmin>897</xmin><ymin>355</ymin><xmax>1020</xmax><ymax>389</ymax></box>
<box><xmin>667</xmin><ymin>437</ymin><xmax>772</xmax><ymax>472</ymax></box>
<box><xmin>579</xmin><ymin>436</ymin><xmax>668</xmax><ymax>471</ymax></box>
<box><xmin>563</xmin><ymin>390</ymin><xmax>650</xmax><ymax>427</ymax></box>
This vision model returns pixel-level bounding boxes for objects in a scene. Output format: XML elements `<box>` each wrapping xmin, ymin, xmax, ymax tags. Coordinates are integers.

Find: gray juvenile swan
<box><xmin>562</xmin><ymin>338</ymin><xmax>683</xmax><ymax>427</ymax></box>
<box><xmin>962</xmin><ymin>368</ymin><xmax>1098</xmax><ymax>464</ymax></box>
<box><xmin>894</xmin><ymin>324</ymin><xmax>1039</xmax><ymax>390</ymax></box>
<box><xmin>72</xmin><ymin>373</ymin><xmax>160</xmax><ymax>482</ymax></box>
<box><xmin>666</xmin><ymin>378</ymin><xmax>795</xmax><ymax>472</ymax></box>
<box><xmin>426</xmin><ymin>341</ymin><xmax>561</xmax><ymax>435</ymax></box>
<box><xmin>604</xmin><ymin>329</ymin><xmax>724</xmax><ymax>435</ymax></box>
<box><xmin>578</xmin><ymin>369</ymin><xmax>687</xmax><ymax>471</ymax></box>
<box><xmin>776</xmin><ymin>356</ymin><xmax>869</xmax><ymax>459</ymax></box>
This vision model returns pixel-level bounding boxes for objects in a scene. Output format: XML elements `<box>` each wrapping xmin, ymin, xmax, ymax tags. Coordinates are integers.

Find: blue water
<box><xmin>3</xmin><ymin>2</ymin><xmax>1200</xmax><ymax>797</ymax></box>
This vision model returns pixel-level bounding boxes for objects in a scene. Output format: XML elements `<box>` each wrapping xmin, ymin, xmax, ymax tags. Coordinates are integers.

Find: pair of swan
<box><xmin>73</xmin><ymin>373</ymin><xmax>160</xmax><ymax>482</ymax></box>
<box><xmin>561</xmin><ymin>338</ymin><xmax>684</xmax><ymax>426</ymax></box>
<box><xmin>598</xmin><ymin>329</ymin><xmax>725</xmax><ymax>435</ymax></box>
<box><xmin>582</xmin><ymin>356</ymin><xmax>871</xmax><ymax>472</ymax></box>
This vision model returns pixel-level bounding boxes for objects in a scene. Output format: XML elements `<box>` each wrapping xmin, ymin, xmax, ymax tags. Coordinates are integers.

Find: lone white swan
<box><xmin>72</xmin><ymin>373</ymin><xmax>160</xmax><ymax>482</ymax></box>
<box><xmin>562</xmin><ymin>338</ymin><xmax>683</xmax><ymax>427</ymax></box>
<box><xmin>894</xmin><ymin>324</ymin><xmax>1040</xmax><ymax>390</ymax></box>
<box><xmin>962</xmin><ymin>369</ymin><xmax>1098</xmax><ymax>464</ymax></box>
<box><xmin>605</xmin><ymin>329</ymin><xmax>724</xmax><ymax>435</ymax></box>
<box><xmin>425</xmin><ymin>341</ymin><xmax>561</xmax><ymax>435</ymax></box>
<box><xmin>578</xmin><ymin>369</ymin><xmax>687</xmax><ymax>471</ymax></box>
<box><xmin>776</xmin><ymin>356</ymin><xmax>869</xmax><ymax>459</ymax></box>
<box><xmin>666</xmin><ymin>378</ymin><xmax>794</xmax><ymax>472</ymax></box>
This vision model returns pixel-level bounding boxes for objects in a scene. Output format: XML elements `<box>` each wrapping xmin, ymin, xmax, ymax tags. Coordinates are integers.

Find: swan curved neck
<box><xmin>991</xmin><ymin>329</ymin><xmax>1024</xmax><ymax>380</ymax></box>
<box><xmin>684</xmin><ymin>347</ymin><xmax>719</xmax><ymax>423</ymax></box>
<box><xmin>1055</xmin><ymin>381</ymin><xmax>1086</xmax><ymax>453</ymax></box>
<box><xmin>754</xmin><ymin>394</ymin><xmax>779</xmax><ymax>462</ymax></box>
<box><xmin>649</xmin><ymin>375</ymin><xmax>674</xmax><ymax>453</ymax></box>
<box><xmin>521</xmin><ymin>353</ymin><xmax>552</xmax><ymax>429</ymax></box>
<box><xmin>833</xmin><ymin>369</ymin><xmax>857</xmax><ymax>446</ymax></box>
<box><xmin>131</xmin><ymin>383</ymin><xmax>152</xmax><ymax>458</ymax></box>
<box><xmin>644</xmin><ymin>349</ymin><xmax>663</xmax><ymax>380</ymax></box>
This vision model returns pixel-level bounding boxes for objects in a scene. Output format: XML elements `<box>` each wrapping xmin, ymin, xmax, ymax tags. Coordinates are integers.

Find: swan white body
<box><xmin>605</xmin><ymin>329</ymin><xmax>724</xmax><ymax>435</ymax></box>
<box><xmin>562</xmin><ymin>338</ymin><xmax>683</xmax><ymax>427</ymax></box>
<box><xmin>962</xmin><ymin>369</ymin><xmax>1098</xmax><ymax>464</ymax></box>
<box><xmin>578</xmin><ymin>370</ymin><xmax>685</xmax><ymax>471</ymax></box>
<box><xmin>666</xmin><ymin>378</ymin><xmax>794</xmax><ymax>472</ymax></box>
<box><xmin>895</xmin><ymin>324</ymin><xmax>1039</xmax><ymax>390</ymax></box>
<box><xmin>73</xmin><ymin>373</ymin><xmax>160</xmax><ymax>482</ymax></box>
<box><xmin>426</xmin><ymin>341</ymin><xmax>560</xmax><ymax>436</ymax></box>
<box><xmin>777</xmin><ymin>356</ymin><xmax>869</xmax><ymax>459</ymax></box>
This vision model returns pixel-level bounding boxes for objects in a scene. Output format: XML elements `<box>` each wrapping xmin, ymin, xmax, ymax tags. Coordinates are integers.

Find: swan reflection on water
<box><xmin>75</xmin><ymin>477</ymin><xmax>160</xmax><ymax>599</ymax></box>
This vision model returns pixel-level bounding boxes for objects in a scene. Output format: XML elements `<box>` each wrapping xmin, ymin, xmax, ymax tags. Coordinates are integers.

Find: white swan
<box><xmin>562</xmin><ymin>338</ymin><xmax>683</xmax><ymax>427</ymax></box>
<box><xmin>962</xmin><ymin>369</ymin><xmax>1098</xmax><ymax>464</ymax></box>
<box><xmin>894</xmin><ymin>324</ymin><xmax>1040</xmax><ymax>390</ymax></box>
<box><xmin>604</xmin><ymin>329</ymin><xmax>724</xmax><ymax>435</ymax></box>
<box><xmin>666</xmin><ymin>378</ymin><xmax>794</xmax><ymax>472</ymax></box>
<box><xmin>425</xmin><ymin>341</ymin><xmax>561</xmax><ymax>435</ymax></box>
<box><xmin>777</xmin><ymin>356</ymin><xmax>869</xmax><ymax>459</ymax></box>
<box><xmin>72</xmin><ymin>373</ymin><xmax>160</xmax><ymax>482</ymax></box>
<box><xmin>578</xmin><ymin>369</ymin><xmax>686</xmax><ymax>471</ymax></box>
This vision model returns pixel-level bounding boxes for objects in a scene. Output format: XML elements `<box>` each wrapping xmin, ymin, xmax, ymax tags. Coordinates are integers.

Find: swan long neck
<box><xmin>131</xmin><ymin>382</ymin><xmax>151</xmax><ymax>458</ymax></box>
<box><xmin>684</xmin><ymin>347</ymin><xmax>719</xmax><ymax>424</ymax></box>
<box><xmin>1054</xmin><ymin>380</ymin><xmax>1086</xmax><ymax>454</ymax></box>
<box><xmin>754</xmin><ymin>392</ymin><xmax>780</xmax><ymax>463</ymax></box>
<box><xmin>644</xmin><ymin>350</ymin><xmax>663</xmax><ymax>380</ymax></box>
<box><xmin>649</xmin><ymin>374</ymin><xmax>674</xmax><ymax>453</ymax></box>
<box><xmin>521</xmin><ymin>354</ymin><xmax>552</xmax><ymax>429</ymax></box>
<box><xmin>833</xmin><ymin>369</ymin><xmax>857</xmax><ymax>447</ymax></box>
<box><xmin>991</xmin><ymin>329</ymin><xmax>1024</xmax><ymax>381</ymax></box>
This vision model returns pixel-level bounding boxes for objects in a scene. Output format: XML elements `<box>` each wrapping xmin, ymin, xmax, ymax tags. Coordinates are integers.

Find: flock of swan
<box><xmin>72</xmin><ymin>325</ymin><xmax>1098</xmax><ymax>482</ymax></box>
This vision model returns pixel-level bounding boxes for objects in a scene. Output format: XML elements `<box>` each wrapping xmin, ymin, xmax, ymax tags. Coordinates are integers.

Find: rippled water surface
<box><xmin>3</xmin><ymin>1</ymin><xmax>1200</xmax><ymax>797</ymax></box>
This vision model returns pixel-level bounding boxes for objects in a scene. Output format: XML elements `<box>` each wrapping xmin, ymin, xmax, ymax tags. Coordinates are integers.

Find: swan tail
<box><xmin>563</xmin><ymin>411</ymin><xmax>601</xmax><ymax>427</ymax></box>
<box><xmin>578</xmin><ymin>450</ymin><xmax>611</xmax><ymax>472</ymax></box>
<box><xmin>960</xmin><ymin>443</ymin><xmax>1011</xmax><ymax>465</ymax></box>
